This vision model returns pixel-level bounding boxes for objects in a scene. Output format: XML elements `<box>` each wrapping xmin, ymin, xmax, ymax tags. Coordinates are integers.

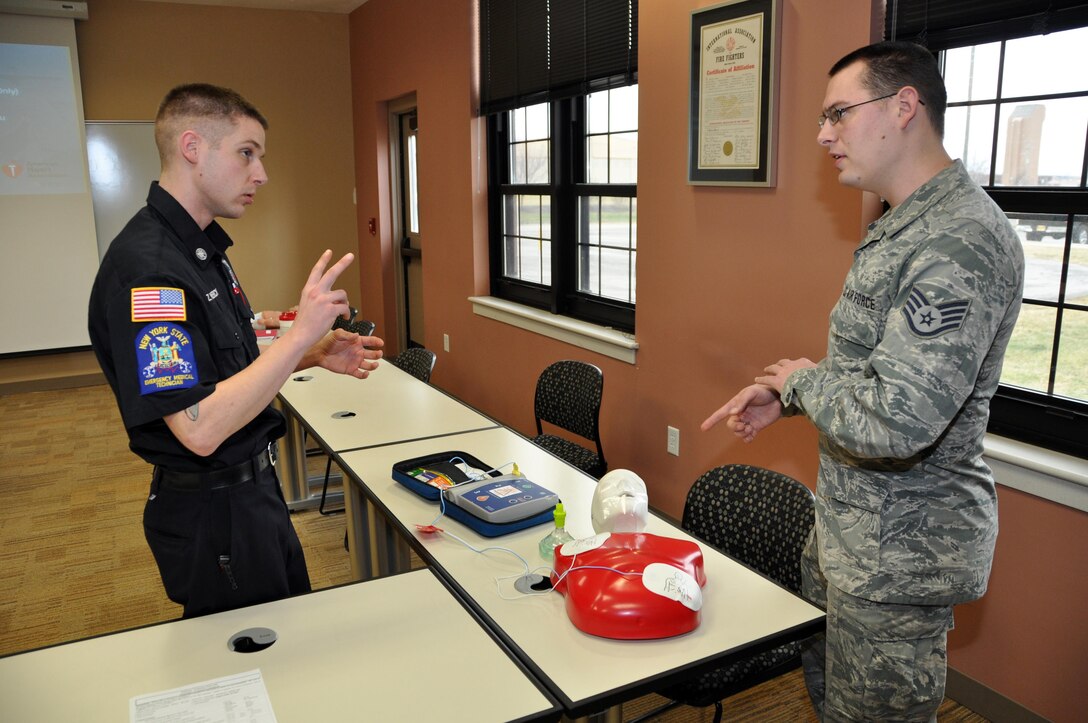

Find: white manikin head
<box><xmin>591</xmin><ymin>469</ymin><xmax>649</xmax><ymax>534</ymax></box>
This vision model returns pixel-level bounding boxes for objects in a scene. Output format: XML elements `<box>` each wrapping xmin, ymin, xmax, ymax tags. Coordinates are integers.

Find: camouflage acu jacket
<box><xmin>782</xmin><ymin>160</ymin><xmax>1025</xmax><ymax>605</ymax></box>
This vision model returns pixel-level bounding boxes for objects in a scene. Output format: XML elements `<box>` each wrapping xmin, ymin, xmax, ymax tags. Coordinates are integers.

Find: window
<box><xmin>488</xmin><ymin>87</ymin><xmax>638</xmax><ymax>331</ymax></box>
<box><xmin>887</xmin><ymin>2</ymin><xmax>1088</xmax><ymax>457</ymax></box>
<box><xmin>479</xmin><ymin>0</ymin><xmax>638</xmax><ymax>332</ymax></box>
<box><xmin>406</xmin><ymin>126</ymin><xmax>419</xmax><ymax>234</ymax></box>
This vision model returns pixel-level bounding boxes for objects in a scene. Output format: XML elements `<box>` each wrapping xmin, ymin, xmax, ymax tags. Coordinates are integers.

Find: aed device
<box><xmin>392</xmin><ymin>451</ymin><xmax>558</xmax><ymax>537</ymax></box>
<box><xmin>442</xmin><ymin>474</ymin><xmax>558</xmax><ymax>524</ymax></box>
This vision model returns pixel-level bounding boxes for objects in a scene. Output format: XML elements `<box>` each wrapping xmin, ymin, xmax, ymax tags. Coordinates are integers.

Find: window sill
<box><xmin>983</xmin><ymin>434</ymin><xmax>1088</xmax><ymax>512</ymax></box>
<box><xmin>469</xmin><ymin>296</ymin><xmax>639</xmax><ymax>364</ymax></box>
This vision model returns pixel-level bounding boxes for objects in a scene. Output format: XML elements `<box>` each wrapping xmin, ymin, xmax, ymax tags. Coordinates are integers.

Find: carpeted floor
<box><xmin>0</xmin><ymin>385</ymin><xmax>987</xmax><ymax>721</ymax></box>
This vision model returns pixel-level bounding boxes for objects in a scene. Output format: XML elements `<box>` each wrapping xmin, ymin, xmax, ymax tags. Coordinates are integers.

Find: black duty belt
<box><xmin>154</xmin><ymin>442</ymin><xmax>277</xmax><ymax>491</ymax></box>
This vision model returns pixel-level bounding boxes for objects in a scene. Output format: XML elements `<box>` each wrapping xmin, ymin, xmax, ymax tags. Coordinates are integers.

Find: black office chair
<box><xmin>332</xmin><ymin>316</ymin><xmax>376</xmax><ymax>337</ymax></box>
<box><xmin>389</xmin><ymin>346</ymin><xmax>436</xmax><ymax>383</ymax></box>
<box><xmin>629</xmin><ymin>464</ymin><xmax>816</xmax><ymax>723</ymax></box>
<box><xmin>531</xmin><ymin>360</ymin><xmax>606</xmax><ymax>478</ymax></box>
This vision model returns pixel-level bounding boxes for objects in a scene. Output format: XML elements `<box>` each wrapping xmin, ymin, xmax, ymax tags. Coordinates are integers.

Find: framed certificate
<box><xmin>688</xmin><ymin>0</ymin><xmax>782</xmax><ymax>186</ymax></box>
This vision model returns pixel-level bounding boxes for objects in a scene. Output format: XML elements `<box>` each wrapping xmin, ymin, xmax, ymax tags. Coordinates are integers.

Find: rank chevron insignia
<box><xmin>903</xmin><ymin>286</ymin><xmax>971</xmax><ymax>338</ymax></box>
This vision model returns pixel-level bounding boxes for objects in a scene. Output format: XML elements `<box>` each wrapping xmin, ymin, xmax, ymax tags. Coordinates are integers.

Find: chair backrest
<box><xmin>332</xmin><ymin>316</ymin><xmax>376</xmax><ymax>337</ymax></box>
<box><xmin>391</xmin><ymin>346</ymin><xmax>436</xmax><ymax>383</ymax></box>
<box><xmin>534</xmin><ymin>360</ymin><xmax>604</xmax><ymax>453</ymax></box>
<box><xmin>682</xmin><ymin>464</ymin><xmax>814</xmax><ymax>593</ymax></box>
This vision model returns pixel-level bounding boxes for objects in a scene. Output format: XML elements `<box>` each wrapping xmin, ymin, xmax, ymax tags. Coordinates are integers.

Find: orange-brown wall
<box><xmin>952</xmin><ymin>485</ymin><xmax>1088</xmax><ymax>718</ymax></box>
<box><xmin>75</xmin><ymin>0</ymin><xmax>359</xmax><ymax>311</ymax></box>
<box><xmin>347</xmin><ymin>0</ymin><xmax>1087</xmax><ymax>720</ymax></box>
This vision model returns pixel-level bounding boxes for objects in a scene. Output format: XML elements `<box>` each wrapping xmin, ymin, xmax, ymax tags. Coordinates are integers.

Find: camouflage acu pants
<box><xmin>800</xmin><ymin>531</ymin><xmax>954</xmax><ymax>722</ymax></box>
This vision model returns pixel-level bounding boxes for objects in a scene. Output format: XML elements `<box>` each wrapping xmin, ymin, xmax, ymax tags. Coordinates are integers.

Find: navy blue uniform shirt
<box><xmin>89</xmin><ymin>182</ymin><xmax>284</xmax><ymax>471</ymax></box>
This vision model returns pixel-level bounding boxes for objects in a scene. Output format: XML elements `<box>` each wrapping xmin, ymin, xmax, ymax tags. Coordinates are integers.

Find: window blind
<box><xmin>479</xmin><ymin>0</ymin><xmax>637</xmax><ymax>115</ymax></box>
<box><xmin>885</xmin><ymin>0</ymin><xmax>1088</xmax><ymax>49</ymax></box>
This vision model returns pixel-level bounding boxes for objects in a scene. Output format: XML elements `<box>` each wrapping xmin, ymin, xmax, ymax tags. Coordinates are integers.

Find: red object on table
<box><xmin>551</xmin><ymin>532</ymin><xmax>706</xmax><ymax>640</ymax></box>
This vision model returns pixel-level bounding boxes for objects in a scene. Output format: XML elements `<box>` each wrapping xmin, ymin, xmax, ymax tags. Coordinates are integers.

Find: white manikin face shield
<box><xmin>591</xmin><ymin>469</ymin><xmax>649</xmax><ymax>534</ymax></box>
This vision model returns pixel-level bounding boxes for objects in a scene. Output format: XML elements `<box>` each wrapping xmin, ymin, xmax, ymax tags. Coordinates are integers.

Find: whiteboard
<box><xmin>86</xmin><ymin>121</ymin><xmax>159</xmax><ymax>260</ymax></box>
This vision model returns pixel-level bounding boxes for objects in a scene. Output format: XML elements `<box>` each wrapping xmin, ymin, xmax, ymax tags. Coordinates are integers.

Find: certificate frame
<box><xmin>688</xmin><ymin>0</ymin><xmax>782</xmax><ymax>186</ymax></box>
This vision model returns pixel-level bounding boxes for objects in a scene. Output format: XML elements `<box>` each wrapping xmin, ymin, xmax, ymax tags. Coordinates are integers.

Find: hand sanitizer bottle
<box><xmin>539</xmin><ymin>503</ymin><xmax>575</xmax><ymax>562</ymax></box>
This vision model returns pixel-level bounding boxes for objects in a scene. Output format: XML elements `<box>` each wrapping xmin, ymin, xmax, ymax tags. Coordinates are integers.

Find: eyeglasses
<box><xmin>817</xmin><ymin>93</ymin><xmax>897</xmax><ymax>128</ymax></box>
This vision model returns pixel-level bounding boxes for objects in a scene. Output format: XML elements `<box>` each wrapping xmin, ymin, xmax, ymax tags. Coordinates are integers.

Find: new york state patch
<box><xmin>902</xmin><ymin>285</ymin><xmax>971</xmax><ymax>338</ymax></box>
<box><xmin>135</xmin><ymin>322</ymin><xmax>199</xmax><ymax>395</ymax></box>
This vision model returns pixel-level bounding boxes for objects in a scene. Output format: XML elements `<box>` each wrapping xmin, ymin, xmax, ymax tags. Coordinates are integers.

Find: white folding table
<box><xmin>336</xmin><ymin>427</ymin><xmax>825</xmax><ymax>719</ymax></box>
<box><xmin>274</xmin><ymin>361</ymin><xmax>499</xmax><ymax>511</ymax></box>
<box><xmin>0</xmin><ymin>568</ymin><xmax>559</xmax><ymax>722</ymax></box>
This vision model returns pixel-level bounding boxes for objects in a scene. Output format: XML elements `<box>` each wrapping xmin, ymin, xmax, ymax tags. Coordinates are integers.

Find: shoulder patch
<box><xmin>131</xmin><ymin>287</ymin><xmax>186</xmax><ymax>322</ymax></box>
<box><xmin>135</xmin><ymin>323</ymin><xmax>199</xmax><ymax>395</ymax></box>
<box><xmin>902</xmin><ymin>286</ymin><xmax>970</xmax><ymax>338</ymax></box>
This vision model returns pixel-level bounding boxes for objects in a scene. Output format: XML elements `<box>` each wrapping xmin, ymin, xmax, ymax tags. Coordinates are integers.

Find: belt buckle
<box><xmin>268</xmin><ymin>441</ymin><xmax>278</xmax><ymax>467</ymax></box>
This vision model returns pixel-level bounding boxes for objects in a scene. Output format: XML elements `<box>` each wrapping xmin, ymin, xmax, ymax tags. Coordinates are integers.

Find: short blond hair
<box><xmin>154</xmin><ymin>83</ymin><xmax>268</xmax><ymax>166</ymax></box>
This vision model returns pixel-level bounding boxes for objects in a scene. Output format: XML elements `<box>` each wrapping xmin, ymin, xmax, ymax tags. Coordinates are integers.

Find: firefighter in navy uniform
<box><xmin>89</xmin><ymin>84</ymin><xmax>383</xmax><ymax>617</ymax></box>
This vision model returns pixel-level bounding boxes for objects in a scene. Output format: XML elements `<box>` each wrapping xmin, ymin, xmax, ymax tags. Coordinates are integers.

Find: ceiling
<box><xmin>138</xmin><ymin>0</ymin><xmax>369</xmax><ymax>15</ymax></box>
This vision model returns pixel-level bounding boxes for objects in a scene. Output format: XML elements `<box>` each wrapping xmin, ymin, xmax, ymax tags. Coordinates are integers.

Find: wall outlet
<box><xmin>667</xmin><ymin>426</ymin><xmax>680</xmax><ymax>456</ymax></box>
<box><xmin>443</xmin><ymin>333</ymin><xmax>450</xmax><ymax>353</ymax></box>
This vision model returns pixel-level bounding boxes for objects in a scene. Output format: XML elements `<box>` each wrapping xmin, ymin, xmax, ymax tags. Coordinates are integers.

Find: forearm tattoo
<box><xmin>184</xmin><ymin>403</ymin><xmax>199</xmax><ymax>422</ymax></box>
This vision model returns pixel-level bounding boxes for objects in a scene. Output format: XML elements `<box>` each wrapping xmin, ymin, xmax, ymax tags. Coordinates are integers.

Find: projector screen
<box><xmin>0</xmin><ymin>12</ymin><xmax>100</xmax><ymax>354</ymax></box>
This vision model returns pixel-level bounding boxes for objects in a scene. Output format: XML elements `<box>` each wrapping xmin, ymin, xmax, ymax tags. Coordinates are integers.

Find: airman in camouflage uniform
<box><xmin>702</xmin><ymin>42</ymin><xmax>1023</xmax><ymax>721</ymax></box>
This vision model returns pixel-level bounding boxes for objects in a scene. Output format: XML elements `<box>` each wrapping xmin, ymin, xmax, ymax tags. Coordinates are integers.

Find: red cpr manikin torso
<box><xmin>551</xmin><ymin>532</ymin><xmax>706</xmax><ymax>640</ymax></box>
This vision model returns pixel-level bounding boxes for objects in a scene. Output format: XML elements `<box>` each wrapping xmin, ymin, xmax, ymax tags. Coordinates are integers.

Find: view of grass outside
<box><xmin>1002</xmin><ymin>238</ymin><xmax>1088</xmax><ymax>400</ymax></box>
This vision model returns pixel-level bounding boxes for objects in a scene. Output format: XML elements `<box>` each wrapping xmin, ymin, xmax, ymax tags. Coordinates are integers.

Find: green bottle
<box><xmin>539</xmin><ymin>502</ymin><xmax>575</xmax><ymax>562</ymax></box>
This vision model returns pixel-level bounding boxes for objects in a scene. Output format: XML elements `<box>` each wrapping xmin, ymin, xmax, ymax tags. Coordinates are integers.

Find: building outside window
<box><xmin>887</xmin><ymin>0</ymin><xmax>1088</xmax><ymax>457</ymax></box>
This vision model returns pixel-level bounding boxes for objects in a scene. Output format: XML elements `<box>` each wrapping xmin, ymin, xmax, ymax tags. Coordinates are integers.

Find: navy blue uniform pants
<box><xmin>143</xmin><ymin>464</ymin><xmax>311</xmax><ymax>617</ymax></box>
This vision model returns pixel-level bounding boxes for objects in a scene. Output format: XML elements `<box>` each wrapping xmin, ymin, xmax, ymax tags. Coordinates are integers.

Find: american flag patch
<box><xmin>131</xmin><ymin>287</ymin><xmax>187</xmax><ymax>321</ymax></box>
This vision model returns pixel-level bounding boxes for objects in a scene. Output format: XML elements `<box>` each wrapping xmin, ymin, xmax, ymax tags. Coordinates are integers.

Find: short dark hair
<box><xmin>830</xmin><ymin>41</ymin><xmax>947</xmax><ymax>138</ymax></box>
<box><xmin>154</xmin><ymin>83</ymin><xmax>268</xmax><ymax>163</ymax></box>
